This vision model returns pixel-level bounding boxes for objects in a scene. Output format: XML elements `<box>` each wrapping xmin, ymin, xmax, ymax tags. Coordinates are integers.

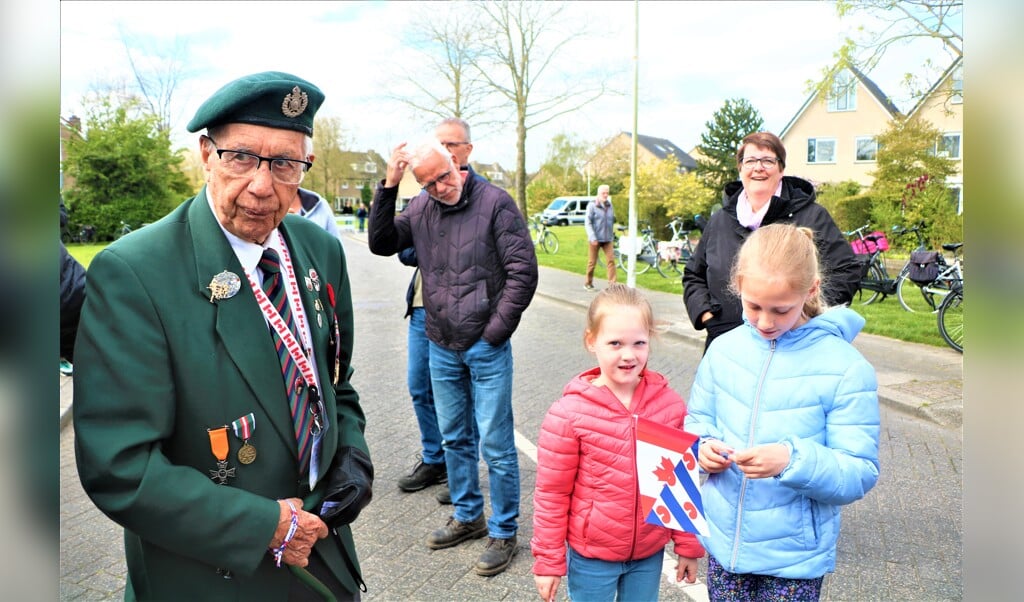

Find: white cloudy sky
<box><xmin>59</xmin><ymin>1</ymin><xmax>953</xmax><ymax>173</ymax></box>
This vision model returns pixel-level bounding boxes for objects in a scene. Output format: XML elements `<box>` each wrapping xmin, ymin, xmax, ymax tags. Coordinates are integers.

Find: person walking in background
<box><xmin>355</xmin><ymin>203</ymin><xmax>368</xmax><ymax>232</ymax></box>
<box><xmin>73</xmin><ymin>72</ymin><xmax>372</xmax><ymax>600</ymax></box>
<box><xmin>583</xmin><ymin>184</ymin><xmax>617</xmax><ymax>292</ymax></box>
<box><xmin>532</xmin><ymin>284</ymin><xmax>703</xmax><ymax>601</ymax></box>
<box><xmin>686</xmin><ymin>224</ymin><xmax>880</xmax><ymax>601</ymax></box>
<box><xmin>291</xmin><ymin>187</ymin><xmax>343</xmax><ymax>241</ymax></box>
<box><xmin>369</xmin><ymin>139</ymin><xmax>537</xmax><ymax>577</ymax></box>
<box><xmin>395</xmin><ymin>117</ymin><xmax>485</xmax><ymax>505</ymax></box>
<box><xmin>683</xmin><ymin>131</ymin><xmax>860</xmax><ymax>352</ymax></box>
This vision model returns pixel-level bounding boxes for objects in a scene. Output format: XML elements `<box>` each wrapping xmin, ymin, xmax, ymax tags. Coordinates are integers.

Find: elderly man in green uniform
<box><xmin>73</xmin><ymin>72</ymin><xmax>372</xmax><ymax>601</ymax></box>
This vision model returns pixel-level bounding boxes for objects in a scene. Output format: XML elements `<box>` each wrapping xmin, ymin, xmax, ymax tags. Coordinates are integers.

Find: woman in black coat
<box><xmin>682</xmin><ymin>132</ymin><xmax>861</xmax><ymax>351</ymax></box>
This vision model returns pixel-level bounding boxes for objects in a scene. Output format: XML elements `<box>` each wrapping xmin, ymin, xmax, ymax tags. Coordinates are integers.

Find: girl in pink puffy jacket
<box><xmin>532</xmin><ymin>284</ymin><xmax>704</xmax><ymax>601</ymax></box>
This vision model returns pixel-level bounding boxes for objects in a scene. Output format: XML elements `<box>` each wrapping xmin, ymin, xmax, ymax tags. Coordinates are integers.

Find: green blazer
<box><xmin>73</xmin><ymin>191</ymin><xmax>368</xmax><ymax>600</ymax></box>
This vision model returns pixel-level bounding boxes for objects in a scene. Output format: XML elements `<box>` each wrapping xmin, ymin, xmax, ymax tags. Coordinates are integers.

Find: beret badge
<box><xmin>281</xmin><ymin>86</ymin><xmax>309</xmax><ymax>118</ymax></box>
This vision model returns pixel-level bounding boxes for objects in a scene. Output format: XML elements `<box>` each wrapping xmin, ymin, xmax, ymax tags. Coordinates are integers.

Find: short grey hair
<box><xmin>436</xmin><ymin>117</ymin><xmax>471</xmax><ymax>142</ymax></box>
<box><xmin>408</xmin><ymin>139</ymin><xmax>454</xmax><ymax>171</ymax></box>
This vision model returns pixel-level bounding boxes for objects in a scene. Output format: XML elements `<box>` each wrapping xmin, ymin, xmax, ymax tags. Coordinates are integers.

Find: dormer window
<box><xmin>364</xmin><ymin>162</ymin><xmax>377</xmax><ymax>173</ymax></box>
<box><xmin>827</xmin><ymin>71</ymin><xmax>857</xmax><ymax>112</ymax></box>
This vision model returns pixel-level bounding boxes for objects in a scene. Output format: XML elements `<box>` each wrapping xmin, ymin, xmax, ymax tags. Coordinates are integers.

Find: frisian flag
<box><xmin>635</xmin><ymin>415</ymin><xmax>709</xmax><ymax>536</ymax></box>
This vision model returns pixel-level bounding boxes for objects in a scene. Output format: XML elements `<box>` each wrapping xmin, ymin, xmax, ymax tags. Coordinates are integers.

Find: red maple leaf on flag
<box><xmin>653</xmin><ymin>457</ymin><xmax>676</xmax><ymax>486</ymax></box>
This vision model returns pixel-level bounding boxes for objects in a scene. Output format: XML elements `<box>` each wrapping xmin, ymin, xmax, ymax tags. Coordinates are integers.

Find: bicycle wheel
<box><xmin>896</xmin><ymin>272</ymin><xmax>940</xmax><ymax>313</ymax></box>
<box><xmin>616</xmin><ymin>241</ymin><xmax>652</xmax><ymax>274</ymax></box>
<box><xmin>635</xmin><ymin>241</ymin><xmax>653</xmax><ymax>275</ymax></box>
<box><xmin>540</xmin><ymin>231</ymin><xmax>559</xmax><ymax>254</ymax></box>
<box><xmin>856</xmin><ymin>262</ymin><xmax>885</xmax><ymax>305</ymax></box>
<box><xmin>655</xmin><ymin>251</ymin><xmax>682</xmax><ymax>278</ymax></box>
<box><xmin>937</xmin><ymin>288</ymin><xmax>963</xmax><ymax>352</ymax></box>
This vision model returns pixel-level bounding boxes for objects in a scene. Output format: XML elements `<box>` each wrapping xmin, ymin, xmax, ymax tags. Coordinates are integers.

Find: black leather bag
<box><xmin>318</xmin><ymin>446</ymin><xmax>374</xmax><ymax>528</ymax></box>
<box><xmin>908</xmin><ymin>251</ymin><xmax>942</xmax><ymax>285</ymax></box>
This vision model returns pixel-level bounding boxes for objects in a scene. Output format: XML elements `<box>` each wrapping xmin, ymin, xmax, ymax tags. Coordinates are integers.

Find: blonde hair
<box><xmin>730</xmin><ymin>224</ymin><xmax>826</xmax><ymax>318</ymax></box>
<box><xmin>583</xmin><ymin>284</ymin><xmax>656</xmax><ymax>348</ymax></box>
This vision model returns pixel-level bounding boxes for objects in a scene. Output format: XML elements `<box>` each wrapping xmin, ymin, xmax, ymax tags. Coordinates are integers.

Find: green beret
<box><xmin>186</xmin><ymin>71</ymin><xmax>324</xmax><ymax>136</ymax></box>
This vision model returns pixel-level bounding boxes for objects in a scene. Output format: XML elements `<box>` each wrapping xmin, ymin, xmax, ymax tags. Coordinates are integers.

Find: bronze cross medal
<box><xmin>207</xmin><ymin>426</ymin><xmax>236</xmax><ymax>485</ymax></box>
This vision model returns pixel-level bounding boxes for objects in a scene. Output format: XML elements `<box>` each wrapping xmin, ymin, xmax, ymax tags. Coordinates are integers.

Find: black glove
<box><xmin>318</xmin><ymin>446</ymin><xmax>374</xmax><ymax>528</ymax></box>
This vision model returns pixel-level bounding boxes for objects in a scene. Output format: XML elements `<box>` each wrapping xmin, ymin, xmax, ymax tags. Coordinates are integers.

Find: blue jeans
<box><xmin>407</xmin><ymin>308</ymin><xmax>444</xmax><ymax>466</ymax></box>
<box><xmin>429</xmin><ymin>337</ymin><xmax>519</xmax><ymax>539</ymax></box>
<box><xmin>567</xmin><ymin>546</ymin><xmax>664</xmax><ymax>602</ymax></box>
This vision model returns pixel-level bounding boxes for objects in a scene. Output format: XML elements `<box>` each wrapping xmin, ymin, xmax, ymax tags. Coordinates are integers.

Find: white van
<box><xmin>540</xmin><ymin>196</ymin><xmax>594</xmax><ymax>226</ymax></box>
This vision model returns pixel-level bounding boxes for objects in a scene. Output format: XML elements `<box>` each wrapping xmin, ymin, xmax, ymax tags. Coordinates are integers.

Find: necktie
<box><xmin>259</xmin><ymin>248</ymin><xmax>313</xmax><ymax>472</ymax></box>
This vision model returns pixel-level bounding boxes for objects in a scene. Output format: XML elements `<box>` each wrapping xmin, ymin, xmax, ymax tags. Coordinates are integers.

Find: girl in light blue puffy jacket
<box><xmin>685</xmin><ymin>224</ymin><xmax>880</xmax><ymax>601</ymax></box>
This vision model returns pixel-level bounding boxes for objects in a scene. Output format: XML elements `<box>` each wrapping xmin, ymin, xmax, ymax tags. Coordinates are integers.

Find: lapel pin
<box><xmin>207</xmin><ymin>271</ymin><xmax>241</xmax><ymax>303</ymax></box>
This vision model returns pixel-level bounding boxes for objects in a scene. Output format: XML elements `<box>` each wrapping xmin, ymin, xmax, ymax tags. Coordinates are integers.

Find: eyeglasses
<box><xmin>741</xmin><ymin>156</ymin><xmax>780</xmax><ymax>170</ymax></box>
<box><xmin>205</xmin><ymin>136</ymin><xmax>312</xmax><ymax>184</ymax></box>
<box><xmin>420</xmin><ymin>169</ymin><xmax>455</xmax><ymax>194</ymax></box>
<box><xmin>440</xmin><ymin>141</ymin><xmax>469</xmax><ymax>150</ymax></box>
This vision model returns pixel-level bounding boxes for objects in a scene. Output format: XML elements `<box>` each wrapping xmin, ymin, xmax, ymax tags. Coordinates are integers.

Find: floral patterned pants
<box><xmin>707</xmin><ymin>555</ymin><xmax>823</xmax><ymax>601</ymax></box>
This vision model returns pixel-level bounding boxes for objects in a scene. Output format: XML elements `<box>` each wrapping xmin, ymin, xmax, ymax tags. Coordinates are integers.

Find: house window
<box><xmin>948</xmin><ymin>185</ymin><xmax>963</xmax><ymax>215</ymax></box>
<box><xmin>827</xmin><ymin>71</ymin><xmax>857</xmax><ymax>112</ymax></box>
<box><xmin>855</xmin><ymin>137</ymin><xmax>878</xmax><ymax>162</ymax></box>
<box><xmin>935</xmin><ymin>133</ymin><xmax>961</xmax><ymax>159</ymax></box>
<box><xmin>807</xmin><ymin>138</ymin><xmax>836</xmax><ymax>164</ymax></box>
<box><xmin>342</xmin><ymin>182</ymin><xmax>349</xmax><ymax>189</ymax></box>
<box><xmin>364</xmin><ymin>162</ymin><xmax>377</xmax><ymax>173</ymax></box>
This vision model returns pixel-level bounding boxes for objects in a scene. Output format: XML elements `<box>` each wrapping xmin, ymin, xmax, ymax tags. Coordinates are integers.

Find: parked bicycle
<box><xmin>61</xmin><ymin>223</ymin><xmax>96</xmax><ymax>244</ymax></box>
<box><xmin>844</xmin><ymin>222</ymin><xmax>927</xmax><ymax>306</ymax></box>
<box><xmin>936</xmin><ymin>277</ymin><xmax>963</xmax><ymax>353</ymax></box>
<box><xmin>654</xmin><ymin>216</ymin><xmax>695</xmax><ymax>278</ymax></box>
<box><xmin>115</xmin><ymin>220</ymin><xmax>133</xmax><ymax>240</ymax></box>
<box><xmin>896</xmin><ymin>241</ymin><xmax>963</xmax><ymax>313</ymax></box>
<box><xmin>613</xmin><ymin>221</ymin><xmax>657</xmax><ymax>275</ymax></box>
<box><xmin>528</xmin><ymin>214</ymin><xmax>559</xmax><ymax>254</ymax></box>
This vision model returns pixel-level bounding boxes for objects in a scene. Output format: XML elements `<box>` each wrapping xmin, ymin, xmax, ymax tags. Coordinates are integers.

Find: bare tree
<box><xmin>117</xmin><ymin>27</ymin><xmax>194</xmax><ymax>133</ymax></box>
<box><xmin>472</xmin><ymin>0</ymin><xmax>609</xmax><ymax>213</ymax></box>
<box><xmin>813</xmin><ymin>1</ymin><xmax>962</xmax><ymax>103</ymax></box>
<box><xmin>387</xmin><ymin>3</ymin><xmax>497</xmax><ymax>128</ymax></box>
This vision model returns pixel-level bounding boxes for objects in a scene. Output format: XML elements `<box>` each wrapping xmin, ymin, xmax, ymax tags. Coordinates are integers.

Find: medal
<box><xmin>309</xmin><ymin>268</ymin><xmax>320</xmax><ymax>292</ymax></box>
<box><xmin>238</xmin><ymin>442</ymin><xmax>257</xmax><ymax>465</ymax></box>
<box><xmin>231</xmin><ymin>414</ymin><xmax>257</xmax><ymax>465</ymax></box>
<box><xmin>207</xmin><ymin>271</ymin><xmax>241</xmax><ymax>303</ymax></box>
<box><xmin>304</xmin><ymin>276</ymin><xmax>313</xmax><ymax>291</ymax></box>
<box><xmin>207</xmin><ymin>426</ymin><xmax>236</xmax><ymax>484</ymax></box>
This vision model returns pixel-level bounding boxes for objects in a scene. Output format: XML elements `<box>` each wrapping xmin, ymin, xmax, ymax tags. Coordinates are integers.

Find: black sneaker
<box><xmin>436</xmin><ymin>485</ymin><xmax>451</xmax><ymax>505</ymax></box>
<box><xmin>426</xmin><ymin>515</ymin><xmax>487</xmax><ymax>550</ymax></box>
<box><xmin>474</xmin><ymin>536</ymin><xmax>517</xmax><ymax>576</ymax></box>
<box><xmin>583</xmin><ymin>283</ymin><xmax>596</xmax><ymax>291</ymax></box>
<box><xmin>397</xmin><ymin>458</ymin><xmax>447</xmax><ymax>492</ymax></box>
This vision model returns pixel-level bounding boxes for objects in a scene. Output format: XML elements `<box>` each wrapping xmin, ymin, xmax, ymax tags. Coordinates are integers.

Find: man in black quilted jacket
<box><xmin>368</xmin><ymin>139</ymin><xmax>537</xmax><ymax>577</ymax></box>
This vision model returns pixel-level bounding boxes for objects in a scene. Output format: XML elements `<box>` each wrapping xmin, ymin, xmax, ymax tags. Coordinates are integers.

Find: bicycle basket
<box><xmin>851</xmin><ymin>231</ymin><xmax>890</xmax><ymax>255</ymax></box>
<box><xmin>908</xmin><ymin>251</ymin><xmax>941</xmax><ymax>285</ymax></box>
<box><xmin>657</xmin><ymin>241</ymin><xmax>683</xmax><ymax>262</ymax></box>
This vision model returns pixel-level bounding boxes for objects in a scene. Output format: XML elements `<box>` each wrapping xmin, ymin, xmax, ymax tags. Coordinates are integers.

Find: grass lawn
<box><xmin>69</xmin><ymin>229</ymin><xmax>946</xmax><ymax>348</ymax></box>
<box><xmin>65</xmin><ymin>243</ymin><xmax>107</xmax><ymax>269</ymax></box>
<box><xmin>538</xmin><ymin>225</ymin><xmax>946</xmax><ymax>348</ymax></box>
